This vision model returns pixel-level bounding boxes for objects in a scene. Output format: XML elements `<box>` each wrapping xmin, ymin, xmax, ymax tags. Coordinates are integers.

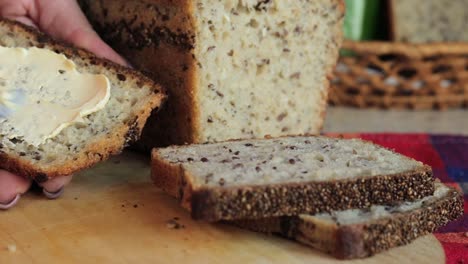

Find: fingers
<box><xmin>0</xmin><ymin>169</ymin><xmax>31</xmax><ymax>209</ymax></box>
<box><xmin>33</xmin><ymin>0</ymin><xmax>128</xmax><ymax>66</ymax></box>
<box><xmin>0</xmin><ymin>169</ymin><xmax>72</xmax><ymax>210</ymax></box>
<box><xmin>0</xmin><ymin>0</ymin><xmax>37</xmax><ymax>27</ymax></box>
<box><xmin>64</xmin><ymin>27</ymin><xmax>128</xmax><ymax>66</ymax></box>
<box><xmin>38</xmin><ymin>175</ymin><xmax>73</xmax><ymax>200</ymax></box>
<box><xmin>0</xmin><ymin>0</ymin><xmax>128</xmax><ymax>65</ymax></box>
<box><xmin>0</xmin><ymin>194</ymin><xmax>20</xmax><ymax>210</ymax></box>
<box><xmin>6</xmin><ymin>16</ymin><xmax>36</xmax><ymax>28</ymax></box>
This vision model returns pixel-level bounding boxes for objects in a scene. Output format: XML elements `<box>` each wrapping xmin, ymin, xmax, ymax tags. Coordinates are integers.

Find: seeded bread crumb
<box><xmin>0</xmin><ymin>19</ymin><xmax>165</xmax><ymax>180</ymax></box>
<box><xmin>151</xmin><ymin>136</ymin><xmax>434</xmax><ymax>222</ymax></box>
<box><xmin>390</xmin><ymin>0</ymin><xmax>468</xmax><ymax>43</ymax></box>
<box><xmin>80</xmin><ymin>0</ymin><xmax>345</xmax><ymax>148</ymax></box>
<box><xmin>234</xmin><ymin>183</ymin><xmax>463</xmax><ymax>259</ymax></box>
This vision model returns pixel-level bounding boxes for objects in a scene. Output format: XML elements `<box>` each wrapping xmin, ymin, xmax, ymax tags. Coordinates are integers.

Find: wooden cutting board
<box><xmin>0</xmin><ymin>152</ymin><xmax>445</xmax><ymax>264</ymax></box>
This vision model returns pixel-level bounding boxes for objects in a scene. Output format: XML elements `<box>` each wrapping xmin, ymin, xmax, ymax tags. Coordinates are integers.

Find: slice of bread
<box><xmin>80</xmin><ymin>0</ymin><xmax>345</xmax><ymax>148</ymax></box>
<box><xmin>234</xmin><ymin>183</ymin><xmax>463</xmax><ymax>259</ymax></box>
<box><xmin>151</xmin><ymin>136</ymin><xmax>434</xmax><ymax>222</ymax></box>
<box><xmin>389</xmin><ymin>0</ymin><xmax>468</xmax><ymax>43</ymax></box>
<box><xmin>0</xmin><ymin>19</ymin><xmax>165</xmax><ymax>181</ymax></box>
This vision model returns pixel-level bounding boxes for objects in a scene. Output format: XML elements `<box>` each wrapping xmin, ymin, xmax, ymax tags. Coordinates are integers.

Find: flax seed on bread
<box><xmin>80</xmin><ymin>0</ymin><xmax>345</xmax><ymax>148</ymax></box>
<box><xmin>390</xmin><ymin>0</ymin><xmax>468</xmax><ymax>43</ymax></box>
<box><xmin>234</xmin><ymin>183</ymin><xmax>463</xmax><ymax>259</ymax></box>
<box><xmin>0</xmin><ymin>19</ymin><xmax>165</xmax><ymax>181</ymax></box>
<box><xmin>151</xmin><ymin>136</ymin><xmax>434</xmax><ymax>222</ymax></box>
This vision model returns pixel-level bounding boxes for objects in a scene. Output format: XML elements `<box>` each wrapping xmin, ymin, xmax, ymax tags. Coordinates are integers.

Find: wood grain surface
<box><xmin>0</xmin><ymin>152</ymin><xmax>446</xmax><ymax>264</ymax></box>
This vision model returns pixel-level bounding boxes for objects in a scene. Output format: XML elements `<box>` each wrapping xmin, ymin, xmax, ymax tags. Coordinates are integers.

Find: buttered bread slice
<box><xmin>0</xmin><ymin>19</ymin><xmax>165</xmax><ymax>181</ymax></box>
<box><xmin>151</xmin><ymin>136</ymin><xmax>434</xmax><ymax>221</ymax></box>
<box><xmin>234</xmin><ymin>183</ymin><xmax>463</xmax><ymax>259</ymax></box>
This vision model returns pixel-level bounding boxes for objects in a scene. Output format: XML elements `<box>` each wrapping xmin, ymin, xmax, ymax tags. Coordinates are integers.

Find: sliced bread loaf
<box><xmin>151</xmin><ymin>136</ymin><xmax>434</xmax><ymax>222</ymax></box>
<box><xmin>80</xmin><ymin>0</ymin><xmax>345</xmax><ymax>148</ymax></box>
<box><xmin>234</xmin><ymin>183</ymin><xmax>463</xmax><ymax>259</ymax></box>
<box><xmin>0</xmin><ymin>19</ymin><xmax>165</xmax><ymax>181</ymax></box>
<box><xmin>390</xmin><ymin>0</ymin><xmax>468</xmax><ymax>43</ymax></box>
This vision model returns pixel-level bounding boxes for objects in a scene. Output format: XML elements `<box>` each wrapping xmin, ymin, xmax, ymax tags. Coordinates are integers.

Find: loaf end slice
<box><xmin>0</xmin><ymin>19</ymin><xmax>165</xmax><ymax>180</ymax></box>
<box><xmin>234</xmin><ymin>183</ymin><xmax>463</xmax><ymax>259</ymax></box>
<box><xmin>151</xmin><ymin>136</ymin><xmax>434</xmax><ymax>222</ymax></box>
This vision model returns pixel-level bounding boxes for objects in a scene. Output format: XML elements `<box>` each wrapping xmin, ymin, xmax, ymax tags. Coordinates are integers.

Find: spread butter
<box><xmin>0</xmin><ymin>46</ymin><xmax>111</xmax><ymax>146</ymax></box>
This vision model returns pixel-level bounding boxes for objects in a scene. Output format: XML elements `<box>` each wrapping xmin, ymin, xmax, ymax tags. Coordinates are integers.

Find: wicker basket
<box><xmin>329</xmin><ymin>41</ymin><xmax>468</xmax><ymax>109</ymax></box>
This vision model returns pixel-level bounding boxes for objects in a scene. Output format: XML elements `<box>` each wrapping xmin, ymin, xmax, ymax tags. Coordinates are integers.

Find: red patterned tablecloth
<box><xmin>324</xmin><ymin>133</ymin><xmax>468</xmax><ymax>263</ymax></box>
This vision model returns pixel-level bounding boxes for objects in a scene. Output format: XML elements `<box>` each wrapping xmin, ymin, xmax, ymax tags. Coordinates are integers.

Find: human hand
<box><xmin>0</xmin><ymin>0</ymin><xmax>126</xmax><ymax>209</ymax></box>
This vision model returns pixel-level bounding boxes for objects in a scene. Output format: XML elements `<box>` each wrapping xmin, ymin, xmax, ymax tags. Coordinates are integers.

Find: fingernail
<box><xmin>0</xmin><ymin>194</ymin><xmax>20</xmax><ymax>210</ymax></box>
<box><xmin>43</xmin><ymin>187</ymin><xmax>64</xmax><ymax>200</ymax></box>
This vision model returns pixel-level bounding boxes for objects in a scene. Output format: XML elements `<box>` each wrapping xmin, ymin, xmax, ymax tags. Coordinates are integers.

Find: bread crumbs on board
<box><xmin>6</xmin><ymin>244</ymin><xmax>16</xmax><ymax>253</ymax></box>
<box><xmin>166</xmin><ymin>217</ymin><xmax>185</xmax><ymax>230</ymax></box>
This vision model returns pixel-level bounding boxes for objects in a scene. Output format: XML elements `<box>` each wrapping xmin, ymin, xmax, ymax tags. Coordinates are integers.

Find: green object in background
<box><xmin>344</xmin><ymin>0</ymin><xmax>382</xmax><ymax>41</ymax></box>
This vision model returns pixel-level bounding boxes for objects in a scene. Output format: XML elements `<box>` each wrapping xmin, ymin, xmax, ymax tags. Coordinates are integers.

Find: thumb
<box><xmin>63</xmin><ymin>26</ymin><xmax>129</xmax><ymax>66</ymax></box>
<box><xmin>33</xmin><ymin>0</ymin><xmax>127</xmax><ymax>66</ymax></box>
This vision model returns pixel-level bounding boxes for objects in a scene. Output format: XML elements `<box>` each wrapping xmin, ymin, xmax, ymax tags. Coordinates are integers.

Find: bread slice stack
<box><xmin>151</xmin><ymin>136</ymin><xmax>463</xmax><ymax>259</ymax></box>
<box><xmin>233</xmin><ymin>183</ymin><xmax>463</xmax><ymax>259</ymax></box>
<box><xmin>0</xmin><ymin>19</ymin><xmax>165</xmax><ymax>181</ymax></box>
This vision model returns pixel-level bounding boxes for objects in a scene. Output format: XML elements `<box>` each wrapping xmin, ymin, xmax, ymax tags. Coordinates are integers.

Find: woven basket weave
<box><xmin>329</xmin><ymin>41</ymin><xmax>468</xmax><ymax>109</ymax></box>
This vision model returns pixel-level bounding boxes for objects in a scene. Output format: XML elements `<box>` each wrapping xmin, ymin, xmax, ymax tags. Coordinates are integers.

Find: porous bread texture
<box><xmin>80</xmin><ymin>0</ymin><xmax>345</xmax><ymax>148</ymax></box>
<box><xmin>234</xmin><ymin>183</ymin><xmax>464</xmax><ymax>259</ymax></box>
<box><xmin>156</xmin><ymin>136</ymin><xmax>425</xmax><ymax>187</ymax></box>
<box><xmin>151</xmin><ymin>136</ymin><xmax>435</xmax><ymax>221</ymax></box>
<box><xmin>309</xmin><ymin>183</ymin><xmax>452</xmax><ymax>225</ymax></box>
<box><xmin>193</xmin><ymin>1</ymin><xmax>343</xmax><ymax>141</ymax></box>
<box><xmin>390</xmin><ymin>0</ymin><xmax>468</xmax><ymax>43</ymax></box>
<box><xmin>0</xmin><ymin>19</ymin><xmax>165</xmax><ymax>180</ymax></box>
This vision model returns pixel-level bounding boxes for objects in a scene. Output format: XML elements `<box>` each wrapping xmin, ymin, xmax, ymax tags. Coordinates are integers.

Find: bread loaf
<box><xmin>0</xmin><ymin>19</ymin><xmax>165</xmax><ymax>181</ymax></box>
<box><xmin>80</xmin><ymin>0</ymin><xmax>345</xmax><ymax>148</ymax></box>
<box><xmin>151</xmin><ymin>136</ymin><xmax>434</xmax><ymax>221</ymax></box>
<box><xmin>390</xmin><ymin>0</ymin><xmax>468</xmax><ymax>43</ymax></box>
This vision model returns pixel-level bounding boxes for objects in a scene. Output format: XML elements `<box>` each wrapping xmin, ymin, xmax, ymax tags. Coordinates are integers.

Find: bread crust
<box><xmin>190</xmin><ymin>167</ymin><xmax>433</xmax><ymax>221</ymax></box>
<box><xmin>80</xmin><ymin>0</ymin><xmax>198</xmax><ymax>148</ymax></box>
<box><xmin>0</xmin><ymin>19</ymin><xmax>165</xmax><ymax>180</ymax></box>
<box><xmin>387</xmin><ymin>0</ymin><xmax>397</xmax><ymax>41</ymax></box>
<box><xmin>317</xmin><ymin>0</ymin><xmax>345</xmax><ymax>131</ymax></box>
<box><xmin>151</xmin><ymin>136</ymin><xmax>435</xmax><ymax>221</ymax></box>
<box><xmin>81</xmin><ymin>0</ymin><xmax>345</xmax><ymax>148</ymax></box>
<box><xmin>233</xmin><ymin>186</ymin><xmax>463</xmax><ymax>259</ymax></box>
<box><xmin>342</xmin><ymin>40</ymin><xmax>468</xmax><ymax>58</ymax></box>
